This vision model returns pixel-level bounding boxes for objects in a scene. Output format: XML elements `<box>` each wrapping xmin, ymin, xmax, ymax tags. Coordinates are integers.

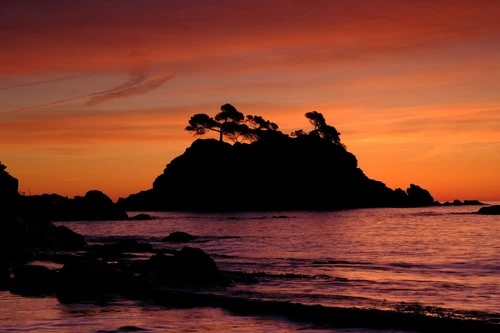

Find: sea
<box><xmin>1</xmin><ymin>204</ymin><xmax>499</xmax><ymax>332</ymax></box>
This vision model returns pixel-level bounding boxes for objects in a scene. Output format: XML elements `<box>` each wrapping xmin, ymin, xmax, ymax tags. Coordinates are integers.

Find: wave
<box><xmin>152</xmin><ymin>214</ymin><xmax>296</xmax><ymax>221</ymax></box>
<box><xmin>88</xmin><ymin>235</ymin><xmax>161</xmax><ymax>243</ymax></box>
<box><xmin>151</xmin><ymin>289</ymin><xmax>500</xmax><ymax>332</ymax></box>
<box><xmin>97</xmin><ymin>326</ymin><xmax>150</xmax><ymax>333</ymax></box>
<box><xmin>226</xmin><ymin>270</ymin><xmax>349</xmax><ymax>282</ymax></box>
<box><xmin>312</xmin><ymin>259</ymin><xmax>371</xmax><ymax>266</ymax></box>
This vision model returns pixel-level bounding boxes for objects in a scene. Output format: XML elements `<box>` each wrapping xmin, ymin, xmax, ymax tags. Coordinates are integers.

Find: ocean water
<box><xmin>1</xmin><ymin>205</ymin><xmax>499</xmax><ymax>332</ymax></box>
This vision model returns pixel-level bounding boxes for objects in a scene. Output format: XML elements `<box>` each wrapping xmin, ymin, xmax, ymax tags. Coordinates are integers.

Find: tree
<box><xmin>290</xmin><ymin>129</ymin><xmax>307</xmax><ymax>138</ymax></box>
<box><xmin>304</xmin><ymin>111</ymin><xmax>341</xmax><ymax>145</ymax></box>
<box><xmin>215</xmin><ymin>103</ymin><xmax>245</xmax><ymax>124</ymax></box>
<box><xmin>305</xmin><ymin>111</ymin><xmax>326</xmax><ymax>131</ymax></box>
<box><xmin>185</xmin><ymin>103</ymin><xmax>247</xmax><ymax>142</ymax></box>
<box><xmin>246</xmin><ymin>115</ymin><xmax>279</xmax><ymax>131</ymax></box>
<box><xmin>245</xmin><ymin>115</ymin><xmax>281</xmax><ymax>142</ymax></box>
<box><xmin>185</xmin><ymin>113</ymin><xmax>222</xmax><ymax>140</ymax></box>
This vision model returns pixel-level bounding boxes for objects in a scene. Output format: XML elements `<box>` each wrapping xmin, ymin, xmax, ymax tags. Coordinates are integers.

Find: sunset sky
<box><xmin>1</xmin><ymin>0</ymin><xmax>499</xmax><ymax>202</ymax></box>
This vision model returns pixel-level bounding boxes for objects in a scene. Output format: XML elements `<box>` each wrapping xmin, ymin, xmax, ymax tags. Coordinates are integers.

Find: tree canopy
<box><xmin>185</xmin><ymin>104</ymin><xmax>343</xmax><ymax>146</ymax></box>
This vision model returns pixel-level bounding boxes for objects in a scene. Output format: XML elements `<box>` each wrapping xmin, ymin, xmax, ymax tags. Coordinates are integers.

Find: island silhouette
<box><xmin>118</xmin><ymin>103</ymin><xmax>437</xmax><ymax>212</ymax></box>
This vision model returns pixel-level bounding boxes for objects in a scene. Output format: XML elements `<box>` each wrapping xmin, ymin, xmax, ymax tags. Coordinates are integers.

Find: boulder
<box><xmin>129</xmin><ymin>213</ymin><xmax>153</xmax><ymax>220</ymax></box>
<box><xmin>0</xmin><ymin>260</ymin><xmax>9</xmax><ymax>290</ymax></box>
<box><xmin>9</xmin><ymin>264</ymin><xmax>59</xmax><ymax>295</ymax></box>
<box><xmin>51</xmin><ymin>225</ymin><xmax>87</xmax><ymax>250</ymax></box>
<box><xmin>57</xmin><ymin>257</ymin><xmax>143</xmax><ymax>296</ymax></box>
<box><xmin>162</xmin><ymin>231</ymin><xmax>197</xmax><ymax>242</ymax></box>
<box><xmin>148</xmin><ymin>246</ymin><xmax>230</xmax><ymax>286</ymax></box>
<box><xmin>103</xmin><ymin>239</ymin><xmax>154</xmax><ymax>253</ymax></box>
<box><xmin>406</xmin><ymin>184</ymin><xmax>435</xmax><ymax>207</ymax></box>
<box><xmin>477</xmin><ymin>205</ymin><xmax>500</xmax><ymax>215</ymax></box>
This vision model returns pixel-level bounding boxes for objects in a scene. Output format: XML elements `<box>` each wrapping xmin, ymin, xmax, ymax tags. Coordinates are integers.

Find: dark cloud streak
<box><xmin>2</xmin><ymin>72</ymin><xmax>174</xmax><ymax>115</ymax></box>
<box><xmin>0</xmin><ymin>75</ymin><xmax>88</xmax><ymax>90</ymax></box>
<box><xmin>86</xmin><ymin>74</ymin><xmax>174</xmax><ymax>106</ymax></box>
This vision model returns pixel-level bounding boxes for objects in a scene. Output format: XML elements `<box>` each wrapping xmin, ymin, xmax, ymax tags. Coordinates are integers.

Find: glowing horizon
<box><xmin>1</xmin><ymin>0</ymin><xmax>499</xmax><ymax>202</ymax></box>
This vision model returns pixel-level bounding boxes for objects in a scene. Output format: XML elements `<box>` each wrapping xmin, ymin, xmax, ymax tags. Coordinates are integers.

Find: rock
<box><xmin>148</xmin><ymin>246</ymin><xmax>230</xmax><ymax>286</ymax></box>
<box><xmin>79</xmin><ymin>190</ymin><xmax>128</xmax><ymax>221</ymax></box>
<box><xmin>439</xmin><ymin>199</ymin><xmax>485</xmax><ymax>206</ymax></box>
<box><xmin>463</xmin><ymin>200</ymin><xmax>485</xmax><ymax>206</ymax></box>
<box><xmin>110</xmin><ymin>239</ymin><xmax>154</xmax><ymax>253</ymax></box>
<box><xmin>162</xmin><ymin>231</ymin><xmax>197</xmax><ymax>242</ymax></box>
<box><xmin>52</xmin><ymin>225</ymin><xmax>87</xmax><ymax>250</ymax></box>
<box><xmin>20</xmin><ymin>190</ymin><xmax>128</xmax><ymax>221</ymax></box>
<box><xmin>0</xmin><ymin>260</ymin><xmax>9</xmax><ymax>290</ymax></box>
<box><xmin>58</xmin><ymin>257</ymin><xmax>142</xmax><ymax>296</ymax></box>
<box><xmin>129</xmin><ymin>213</ymin><xmax>153</xmax><ymax>220</ymax></box>
<box><xmin>90</xmin><ymin>239</ymin><xmax>154</xmax><ymax>254</ymax></box>
<box><xmin>406</xmin><ymin>184</ymin><xmax>435</xmax><ymax>207</ymax></box>
<box><xmin>9</xmin><ymin>264</ymin><xmax>59</xmax><ymax>295</ymax></box>
<box><xmin>0</xmin><ymin>164</ymin><xmax>87</xmax><ymax>259</ymax></box>
<box><xmin>477</xmin><ymin>205</ymin><xmax>500</xmax><ymax>215</ymax></box>
<box><xmin>118</xmin><ymin>136</ymin><xmax>438</xmax><ymax>211</ymax></box>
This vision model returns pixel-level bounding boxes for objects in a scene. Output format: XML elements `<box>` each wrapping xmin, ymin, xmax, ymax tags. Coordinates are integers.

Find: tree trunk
<box><xmin>219</xmin><ymin>131</ymin><xmax>223</xmax><ymax>142</ymax></box>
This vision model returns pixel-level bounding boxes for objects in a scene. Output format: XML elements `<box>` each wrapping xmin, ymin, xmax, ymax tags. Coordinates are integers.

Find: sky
<box><xmin>1</xmin><ymin>0</ymin><xmax>499</xmax><ymax>202</ymax></box>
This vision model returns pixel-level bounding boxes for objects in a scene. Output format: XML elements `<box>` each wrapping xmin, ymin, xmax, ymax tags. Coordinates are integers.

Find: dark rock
<box><xmin>91</xmin><ymin>239</ymin><xmax>154</xmax><ymax>254</ymax></box>
<box><xmin>57</xmin><ymin>257</ymin><xmax>148</xmax><ymax>297</ymax></box>
<box><xmin>439</xmin><ymin>199</ymin><xmax>486</xmax><ymax>206</ymax></box>
<box><xmin>9</xmin><ymin>264</ymin><xmax>59</xmax><ymax>294</ymax></box>
<box><xmin>52</xmin><ymin>225</ymin><xmax>87</xmax><ymax>250</ymax></box>
<box><xmin>0</xmin><ymin>164</ymin><xmax>87</xmax><ymax>259</ymax></box>
<box><xmin>406</xmin><ymin>184</ymin><xmax>435</xmax><ymax>207</ymax></box>
<box><xmin>0</xmin><ymin>260</ymin><xmax>9</xmax><ymax>290</ymax></box>
<box><xmin>129</xmin><ymin>213</ymin><xmax>153</xmax><ymax>220</ymax></box>
<box><xmin>463</xmin><ymin>200</ymin><xmax>486</xmax><ymax>206</ymax></box>
<box><xmin>148</xmin><ymin>246</ymin><xmax>230</xmax><ymax>286</ymax></box>
<box><xmin>20</xmin><ymin>190</ymin><xmax>128</xmax><ymax>221</ymax></box>
<box><xmin>110</xmin><ymin>239</ymin><xmax>154</xmax><ymax>253</ymax></box>
<box><xmin>477</xmin><ymin>205</ymin><xmax>500</xmax><ymax>215</ymax></box>
<box><xmin>162</xmin><ymin>231</ymin><xmax>197</xmax><ymax>242</ymax></box>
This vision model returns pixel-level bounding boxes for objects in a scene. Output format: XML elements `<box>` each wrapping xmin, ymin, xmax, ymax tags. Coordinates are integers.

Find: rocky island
<box><xmin>118</xmin><ymin>104</ymin><xmax>436</xmax><ymax>212</ymax></box>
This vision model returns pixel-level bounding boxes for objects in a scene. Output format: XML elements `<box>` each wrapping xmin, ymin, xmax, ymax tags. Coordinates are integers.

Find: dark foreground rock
<box><xmin>477</xmin><ymin>205</ymin><xmax>500</xmax><ymax>215</ymax></box>
<box><xmin>162</xmin><ymin>231</ymin><xmax>198</xmax><ymax>242</ymax></box>
<box><xmin>90</xmin><ymin>239</ymin><xmax>154</xmax><ymax>254</ymax></box>
<box><xmin>8</xmin><ymin>245</ymin><xmax>230</xmax><ymax>298</ymax></box>
<box><xmin>4</xmin><ymin>240</ymin><xmax>498</xmax><ymax>333</ymax></box>
<box><xmin>0</xmin><ymin>164</ymin><xmax>87</xmax><ymax>261</ymax></box>
<box><xmin>52</xmin><ymin>225</ymin><xmax>87</xmax><ymax>250</ymax></box>
<box><xmin>57</xmin><ymin>257</ymin><xmax>148</xmax><ymax>298</ymax></box>
<box><xmin>9</xmin><ymin>264</ymin><xmax>59</xmax><ymax>295</ymax></box>
<box><xmin>149</xmin><ymin>247</ymin><xmax>230</xmax><ymax>286</ymax></box>
<box><xmin>129</xmin><ymin>213</ymin><xmax>153</xmax><ymax>220</ymax></box>
<box><xmin>0</xmin><ymin>260</ymin><xmax>9</xmax><ymax>290</ymax></box>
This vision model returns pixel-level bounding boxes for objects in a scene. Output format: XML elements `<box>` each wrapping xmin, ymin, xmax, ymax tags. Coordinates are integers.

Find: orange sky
<box><xmin>1</xmin><ymin>0</ymin><xmax>499</xmax><ymax>202</ymax></box>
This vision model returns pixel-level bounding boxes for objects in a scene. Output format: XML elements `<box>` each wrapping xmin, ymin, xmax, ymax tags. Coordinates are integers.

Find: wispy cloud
<box><xmin>2</xmin><ymin>71</ymin><xmax>174</xmax><ymax>114</ymax></box>
<box><xmin>0</xmin><ymin>75</ymin><xmax>88</xmax><ymax>90</ymax></box>
<box><xmin>86</xmin><ymin>73</ymin><xmax>174</xmax><ymax>106</ymax></box>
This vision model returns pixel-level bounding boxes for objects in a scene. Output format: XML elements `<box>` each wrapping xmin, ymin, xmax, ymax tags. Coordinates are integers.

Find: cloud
<box><xmin>2</xmin><ymin>71</ymin><xmax>174</xmax><ymax>114</ymax></box>
<box><xmin>86</xmin><ymin>73</ymin><xmax>174</xmax><ymax>106</ymax></box>
<box><xmin>0</xmin><ymin>75</ymin><xmax>88</xmax><ymax>90</ymax></box>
